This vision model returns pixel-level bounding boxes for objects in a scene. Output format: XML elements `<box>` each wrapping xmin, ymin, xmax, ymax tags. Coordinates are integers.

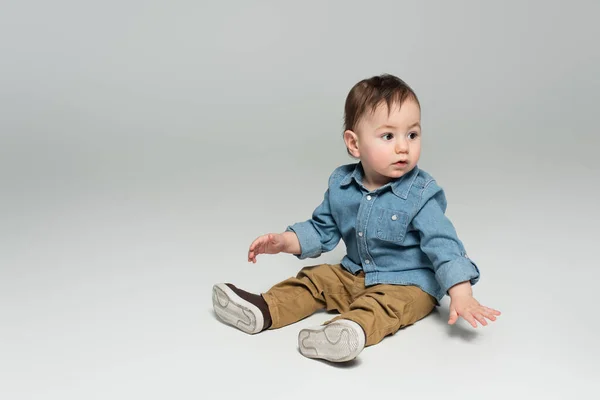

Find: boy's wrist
<box><xmin>281</xmin><ymin>231</ymin><xmax>301</xmax><ymax>255</ymax></box>
<box><xmin>448</xmin><ymin>280</ymin><xmax>473</xmax><ymax>298</ymax></box>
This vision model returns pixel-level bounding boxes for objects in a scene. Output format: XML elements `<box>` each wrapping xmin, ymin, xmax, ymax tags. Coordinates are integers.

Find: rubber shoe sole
<box><xmin>212</xmin><ymin>283</ymin><xmax>264</xmax><ymax>334</ymax></box>
<box><xmin>298</xmin><ymin>319</ymin><xmax>365</xmax><ymax>362</ymax></box>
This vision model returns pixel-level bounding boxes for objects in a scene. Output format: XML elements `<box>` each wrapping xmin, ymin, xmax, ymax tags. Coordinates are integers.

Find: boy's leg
<box><xmin>329</xmin><ymin>283</ymin><xmax>437</xmax><ymax>347</ymax></box>
<box><xmin>262</xmin><ymin>263</ymin><xmax>357</xmax><ymax>329</ymax></box>
<box><xmin>294</xmin><ymin>270</ymin><xmax>371</xmax><ymax>363</ymax></box>
<box><xmin>213</xmin><ymin>263</ymin><xmax>357</xmax><ymax>334</ymax></box>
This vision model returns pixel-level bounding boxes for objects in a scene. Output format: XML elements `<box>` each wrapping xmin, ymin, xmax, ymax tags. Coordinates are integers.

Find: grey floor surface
<box><xmin>1</xmin><ymin>156</ymin><xmax>598</xmax><ymax>399</ymax></box>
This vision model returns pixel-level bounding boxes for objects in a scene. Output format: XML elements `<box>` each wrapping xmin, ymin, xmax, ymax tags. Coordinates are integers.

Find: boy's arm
<box><xmin>285</xmin><ymin>174</ymin><xmax>342</xmax><ymax>259</ymax></box>
<box><xmin>411</xmin><ymin>180</ymin><xmax>479</xmax><ymax>295</ymax></box>
<box><xmin>412</xmin><ymin>180</ymin><xmax>500</xmax><ymax>327</ymax></box>
<box><xmin>247</xmin><ymin>173</ymin><xmax>341</xmax><ymax>263</ymax></box>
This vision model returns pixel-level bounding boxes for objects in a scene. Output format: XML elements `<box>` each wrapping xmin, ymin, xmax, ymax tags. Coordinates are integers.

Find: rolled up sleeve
<box><xmin>411</xmin><ymin>180</ymin><xmax>480</xmax><ymax>295</ymax></box>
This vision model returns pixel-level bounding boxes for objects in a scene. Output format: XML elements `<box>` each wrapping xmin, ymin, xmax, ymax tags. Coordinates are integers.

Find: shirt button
<box><xmin>358</xmin><ymin>232</ymin><xmax>363</xmax><ymax>237</ymax></box>
<box><xmin>365</xmin><ymin>259</ymin><xmax>370</xmax><ymax>264</ymax></box>
<box><xmin>391</xmin><ymin>215</ymin><xmax>397</xmax><ymax>220</ymax></box>
<box><xmin>366</xmin><ymin>195</ymin><xmax>372</xmax><ymax>200</ymax></box>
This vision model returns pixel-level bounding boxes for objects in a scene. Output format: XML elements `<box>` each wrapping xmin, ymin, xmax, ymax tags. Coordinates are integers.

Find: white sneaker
<box><xmin>298</xmin><ymin>319</ymin><xmax>366</xmax><ymax>362</ymax></box>
<box><xmin>212</xmin><ymin>283</ymin><xmax>266</xmax><ymax>334</ymax></box>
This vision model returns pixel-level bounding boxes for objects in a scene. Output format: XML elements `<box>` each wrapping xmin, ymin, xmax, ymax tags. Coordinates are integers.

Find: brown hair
<box><xmin>343</xmin><ymin>74</ymin><xmax>420</xmax><ymax>156</ymax></box>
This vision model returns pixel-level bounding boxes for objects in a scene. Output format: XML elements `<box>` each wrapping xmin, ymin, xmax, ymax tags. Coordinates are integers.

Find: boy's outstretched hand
<box><xmin>447</xmin><ymin>281</ymin><xmax>501</xmax><ymax>328</ymax></box>
<box><xmin>247</xmin><ymin>233</ymin><xmax>287</xmax><ymax>263</ymax></box>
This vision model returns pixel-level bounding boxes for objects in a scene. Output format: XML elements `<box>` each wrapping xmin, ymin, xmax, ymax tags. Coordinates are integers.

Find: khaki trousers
<box><xmin>262</xmin><ymin>263</ymin><xmax>437</xmax><ymax>346</ymax></box>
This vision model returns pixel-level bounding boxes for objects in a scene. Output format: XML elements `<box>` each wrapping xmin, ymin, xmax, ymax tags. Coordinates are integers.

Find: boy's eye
<box><xmin>408</xmin><ymin>131</ymin><xmax>419</xmax><ymax>140</ymax></box>
<box><xmin>382</xmin><ymin>133</ymin><xmax>393</xmax><ymax>140</ymax></box>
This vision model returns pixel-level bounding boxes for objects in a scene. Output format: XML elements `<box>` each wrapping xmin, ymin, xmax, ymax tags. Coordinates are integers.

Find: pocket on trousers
<box><xmin>376</xmin><ymin>207</ymin><xmax>409</xmax><ymax>242</ymax></box>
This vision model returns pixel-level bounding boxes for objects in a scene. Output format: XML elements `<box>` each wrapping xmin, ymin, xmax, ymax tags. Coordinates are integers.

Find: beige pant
<box><xmin>262</xmin><ymin>263</ymin><xmax>437</xmax><ymax>346</ymax></box>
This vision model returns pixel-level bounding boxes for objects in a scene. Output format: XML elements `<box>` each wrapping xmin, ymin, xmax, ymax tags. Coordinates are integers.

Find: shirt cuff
<box><xmin>436</xmin><ymin>255</ymin><xmax>480</xmax><ymax>295</ymax></box>
<box><xmin>286</xmin><ymin>222</ymin><xmax>322</xmax><ymax>259</ymax></box>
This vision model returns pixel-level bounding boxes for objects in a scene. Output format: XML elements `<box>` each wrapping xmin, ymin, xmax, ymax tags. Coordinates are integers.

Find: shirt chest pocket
<box><xmin>375</xmin><ymin>207</ymin><xmax>409</xmax><ymax>242</ymax></box>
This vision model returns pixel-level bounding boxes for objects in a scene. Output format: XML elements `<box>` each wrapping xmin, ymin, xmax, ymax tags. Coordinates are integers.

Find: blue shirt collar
<box><xmin>339</xmin><ymin>162</ymin><xmax>419</xmax><ymax>200</ymax></box>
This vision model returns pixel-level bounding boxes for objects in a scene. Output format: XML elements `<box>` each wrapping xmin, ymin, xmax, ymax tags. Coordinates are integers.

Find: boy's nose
<box><xmin>395</xmin><ymin>139</ymin><xmax>408</xmax><ymax>153</ymax></box>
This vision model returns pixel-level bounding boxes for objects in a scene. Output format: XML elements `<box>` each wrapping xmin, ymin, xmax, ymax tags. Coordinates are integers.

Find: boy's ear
<box><xmin>344</xmin><ymin>130</ymin><xmax>360</xmax><ymax>158</ymax></box>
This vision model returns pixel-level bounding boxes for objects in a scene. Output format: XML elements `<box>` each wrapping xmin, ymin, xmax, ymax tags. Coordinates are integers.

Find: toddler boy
<box><xmin>212</xmin><ymin>74</ymin><xmax>500</xmax><ymax>363</ymax></box>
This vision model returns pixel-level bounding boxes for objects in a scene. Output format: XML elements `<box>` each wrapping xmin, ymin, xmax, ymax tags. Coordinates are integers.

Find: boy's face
<box><xmin>344</xmin><ymin>99</ymin><xmax>421</xmax><ymax>188</ymax></box>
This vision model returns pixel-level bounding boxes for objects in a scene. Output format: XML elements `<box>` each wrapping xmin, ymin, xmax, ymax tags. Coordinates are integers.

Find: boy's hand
<box><xmin>448</xmin><ymin>281</ymin><xmax>501</xmax><ymax>328</ymax></box>
<box><xmin>248</xmin><ymin>233</ymin><xmax>287</xmax><ymax>263</ymax></box>
<box><xmin>448</xmin><ymin>295</ymin><xmax>501</xmax><ymax>328</ymax></box>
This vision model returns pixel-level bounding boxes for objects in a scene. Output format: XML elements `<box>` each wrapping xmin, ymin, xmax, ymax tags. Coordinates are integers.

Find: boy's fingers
<box><xmin>483</xmin><ymin>306</ymin><xmax>501</xmax><ymax>315</ymax></box>
<box><xmin>462</xmin><ymin>312</ymin><xmax>477</xmax><ymax>328</ymax></box>
<box><xmin>482</xmin><ymin>310</ymin><xmax>497</xmax><ymax>321</ymax></box>
<box><xmin>484</xmin><ymin>314</ymin><xmax>497</xmax><ymax>322</ymax></box>
<box><xmin>448</xmin><ymin>309</ymin><xmax>458</xmax><ymax>324</ymax></box>
<box><xmin>474</xmin><ymin>313</ymin><xmax>487</xmax><ymax>326</ymax></box>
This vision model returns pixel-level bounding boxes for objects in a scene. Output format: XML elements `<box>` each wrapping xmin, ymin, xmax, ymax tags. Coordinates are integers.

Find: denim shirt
<box><xmin>286</xmin><ymin>162</ymin><xmax>480</xmax><ymax>302</ymax></box>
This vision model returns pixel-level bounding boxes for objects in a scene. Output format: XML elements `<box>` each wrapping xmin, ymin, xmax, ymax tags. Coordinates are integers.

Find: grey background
<box><xmin>1</xmin><ymin>0</ymin><xmax>598</xmax><ymax>399</ymax></box>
